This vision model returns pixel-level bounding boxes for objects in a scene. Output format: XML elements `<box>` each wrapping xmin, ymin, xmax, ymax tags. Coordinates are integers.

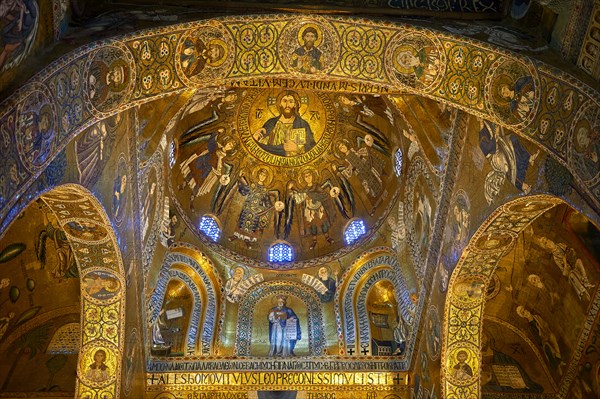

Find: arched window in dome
<box><xmin>199</xmin><ymin>215</ymin><xmax>221</xmax><ymax>242</ymax></box>
<box><xmin>344</xmin><ymin>219</ymin><xmax>367</xmax><ymax>245</ymax></box>
<box><xmin>393</xmin><ymin>148</ymin><xmax>403</xmax><ymax>177</ymax></box>
<box><xmin>268</xmin><ymin>242</ymin><xmax>293</xmax><ymax>263</ymax></box>
<box><xmin>47</xmin><ymin>322</ymin><xmax>80</xmax><ymax>354</ymax></box>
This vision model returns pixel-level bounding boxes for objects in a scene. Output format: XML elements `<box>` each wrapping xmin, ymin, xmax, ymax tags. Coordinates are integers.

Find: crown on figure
<box><xmin>276</xmin><ymin>295</ymin><xmax>288</xmax><ymax>302</ymax></box>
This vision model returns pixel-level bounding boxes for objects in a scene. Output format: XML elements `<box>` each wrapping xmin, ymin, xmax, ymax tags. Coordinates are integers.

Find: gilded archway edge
<box><xmin>1</xmin><ymin>14</ymin><xmax>599</xmax><ymax>231</ymax></box>
<box><xmin>38</xmin><ymin>184</ymin><xmax>126</xmax><ymax>399</ymax></box>
<box><xmin>442</xmin><ymin>195</ymin><xmax>571</xmax><ymax>399</ymax></box>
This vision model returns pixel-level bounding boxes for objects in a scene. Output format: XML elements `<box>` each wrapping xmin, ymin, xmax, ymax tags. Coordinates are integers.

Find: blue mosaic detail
<box><xmin>344</xmin><ymin>219</ymin><xmax>366</xmax><ymax>245</ymax></box>
<box><xmin>169</xmin><ymin>141</ymin><xmax>176</xmax><ymax>168</ymax></box>
<box><xmin>394</xmin><ymin>149</ymin><xmax>403</xmax><ymax>177</ymax></box>
<box><xmin>268</xmin><ymin>242</ymin><xmax>293</xmax><ymax>262</ymax></box>
<box><xmin>199</xmin><ymin>215</ymin><xmax>221</xmax><ymax>242</ymax></box>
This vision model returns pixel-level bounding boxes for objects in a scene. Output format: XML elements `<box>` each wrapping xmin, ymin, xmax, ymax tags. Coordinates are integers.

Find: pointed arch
<box><xmin>35</xmin><ymin>184</ymin><xmax>127</xmax><ymax>399</ymax></box>
<box><xmin>336</xmin><ymin>247</ymin><xmax>415</xmax><ymax>362</ymax></box>
<box><xmin>148</xmin><ymin>245</ymin><xmax>222</xmax><ymax>356</ymax></box>
<box><xmin>152</xmin><ymin>270</ymin><xmax>202</xmax><ymax>356</ymax></box>
<box><xmin>442</xmin><ymin>195</ymin><xmax>568</xmax><ymax>399</ymax></box>
<box><xmin>236</xmin><ymin>281</ymin><xmax>325</xmax><ymax>356</ymax></box>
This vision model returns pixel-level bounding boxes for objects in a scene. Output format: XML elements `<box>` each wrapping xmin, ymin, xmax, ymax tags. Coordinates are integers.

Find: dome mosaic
<box><xmin>169</xmin><ymin>87</ymin><xmax>403</xmax><ymax>266</ymax></box>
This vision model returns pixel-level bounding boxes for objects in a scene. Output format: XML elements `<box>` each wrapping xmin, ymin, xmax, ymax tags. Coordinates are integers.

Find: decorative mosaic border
<box><xmin>442</xmin><ymin>195</ymin><xmax>566</xmax><ymax>399</ymax></box>
<box><xmin>39</xmin><ymin>184</ymin><xmax>127</xmax><ymax>399</ymax></box>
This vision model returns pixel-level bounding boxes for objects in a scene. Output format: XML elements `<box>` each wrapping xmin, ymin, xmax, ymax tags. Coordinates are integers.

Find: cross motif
<box><xmin>393</xmin><ymin>374</ymin><xmax>403</xmax><ymax>385</ymax></box>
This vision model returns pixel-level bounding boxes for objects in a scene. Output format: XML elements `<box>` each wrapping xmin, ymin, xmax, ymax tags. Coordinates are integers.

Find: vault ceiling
<box><xmin>0</xmin><ymin>3</ymin><xmax>599</xmax><ymax>399</ymax></box>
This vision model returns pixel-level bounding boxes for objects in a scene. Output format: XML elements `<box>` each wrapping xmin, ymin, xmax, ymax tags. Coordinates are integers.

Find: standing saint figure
<box><xmin>268</xmin><ymin>295</ymin><xmax>301</xmax><ymax>357</ymax></box>
<box><xmin>225</xmin><ymin>266</ymin><xmax>245</xmax><ymax>303</ymax></box>
<box><xmin>286</xmin><ymin>168</ymin><xmax>337</xmax><ymax>250</ymax></box>
<box><xmin>253</xmin><ymin>90</ymin><xmax>316</xmax><ymax>157</ymax></box>
<box><xmin>316</xmin><ymin>266</ymin><xmax>337</xmax><ymax>303</ymax></box>
<box><xmin>516</xmin><ymin>305</ymin><xmax>565</xmax><ymax>374</ymax></box>
<box><xmin>113</xmin><ymin>173</ymin><xmax>127</xmax><ymax>220</ymax></box>
<box><xmin>291</xmin><ymin>26</ymin><xmax>323</xmax><ymax>73</ymax></box>
<box><xmin>479</xmin><ymin>120</ymin><xmax>538</xmax><ymax>204</ymax></box>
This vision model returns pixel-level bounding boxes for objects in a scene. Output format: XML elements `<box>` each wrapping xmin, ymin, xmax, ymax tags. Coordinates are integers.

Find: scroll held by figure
<box><xmin>268</xmin><ymin>295</ymin><xmax>301</xmax><ymax>357</ymax></box>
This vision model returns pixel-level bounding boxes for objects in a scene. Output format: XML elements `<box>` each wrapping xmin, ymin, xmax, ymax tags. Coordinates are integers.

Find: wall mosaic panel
<box><xmin>39</xmin><ymin>185</ymin><xmax>126</xmax><ymax>399</ymax></box>
<box><xmin>1</xmin><ymin>14</ymin><xmax>597</xmax><ymax>251</ymax></box>
<box><xmin>442</xmin><ymin>195</ymin><xmax>567</xmax><ymax>399</ymax></box>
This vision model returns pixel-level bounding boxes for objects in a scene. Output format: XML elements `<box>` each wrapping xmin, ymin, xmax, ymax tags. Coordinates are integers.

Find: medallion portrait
<box><xmin>16</xmin><ymin>89</ymin><xmax>56</xmax><ymax>172</ymax></box>
<box><xmin>64</xmin><ymin>220</ymin><xmax>109</xmax><ymax>243</ymax></box>
<box><xmin>569</xmin><ymin>107</ymin><xmax>600</xmax><ymax>186</ymax></box>
<box><xmin>79</xmin><ymin>344</ymin><xmax>118</xmax><ymax>387</ymax></box>
<box><xmin>85</xmin><ymin>46</ymin><xmax>134</xmax><ymax>114</ymax></box>
<box><xmin>176</xmin><ymin>23</ymin><xmax>233</xmax><ymax>84</ymax></box>
<box><xmin>238</xmin><ymin>89</ymin><xmax>335</xmax><ymax>167</ymax></box>
<box><xmin>452</xmin><ymin>277</ymin><xmax>486</xmax><ymax>305</ymax></box>
<box><xmin>474</xmin><ymin>230</ymin><xmax>515</xmax><ymax>253</ymax></box>
<box><xmin>279</xmin><ymin>19</ymin><xmax>339</xmax><ymax>75</ymax></box>
<box><xmin>446</xmin><ymin>344</ymin><xmax>479</xmax><ymax>385</ymax></box>
<box><xmin>82</xmin><ymin>270</ymin><xmax>121</xmax><ymax>301</ymax></box>
<box><xmin>485</xmin><ymin>57</ymin><xmax>539</xmax><ymax>127</ymax></box>
<box><xmin>386</xmin><ymin>31</ymin><xmax>445</xmax><ymax>92</ymax></box>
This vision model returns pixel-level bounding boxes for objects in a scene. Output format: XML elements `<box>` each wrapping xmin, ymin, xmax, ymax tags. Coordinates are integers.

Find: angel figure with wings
<box><xmin>178</xmin><ymin>128</ymin><xmax>236</xmax><ymax>210</ymax></box>
<box><xmin>334</xmin><ymin>134</ymin><xmax>389</xmax><ymax>214</ymax></box>
<box><xmin>227</xmin><ymin>166</ymin><xmax>284</xmax><ymax>249</ymax></box>
<box><xmin>285</xmin><ymin>168</ymin><xmax>353</xmax><ymax>250</ymax></box>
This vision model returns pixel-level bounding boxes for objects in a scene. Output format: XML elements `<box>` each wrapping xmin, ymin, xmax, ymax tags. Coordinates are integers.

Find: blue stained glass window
<box><xmin>268</xmin><ymin>242</ymin><xmax>293</xmax><ymax>263</ymax></box>
<box><xmin>394</xmin><ymin>148</ymin><xmax>403</xmax><ymax>177</ymax></box>
<box><xmin>199</xmin><ymin>215</ymin><xmax>221</xmax><ymax>242</ymax></box>
<box><xmin>344</xmin><ymin>219</ymin><xmax>367</xmax><ymax>245</ymax></box>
